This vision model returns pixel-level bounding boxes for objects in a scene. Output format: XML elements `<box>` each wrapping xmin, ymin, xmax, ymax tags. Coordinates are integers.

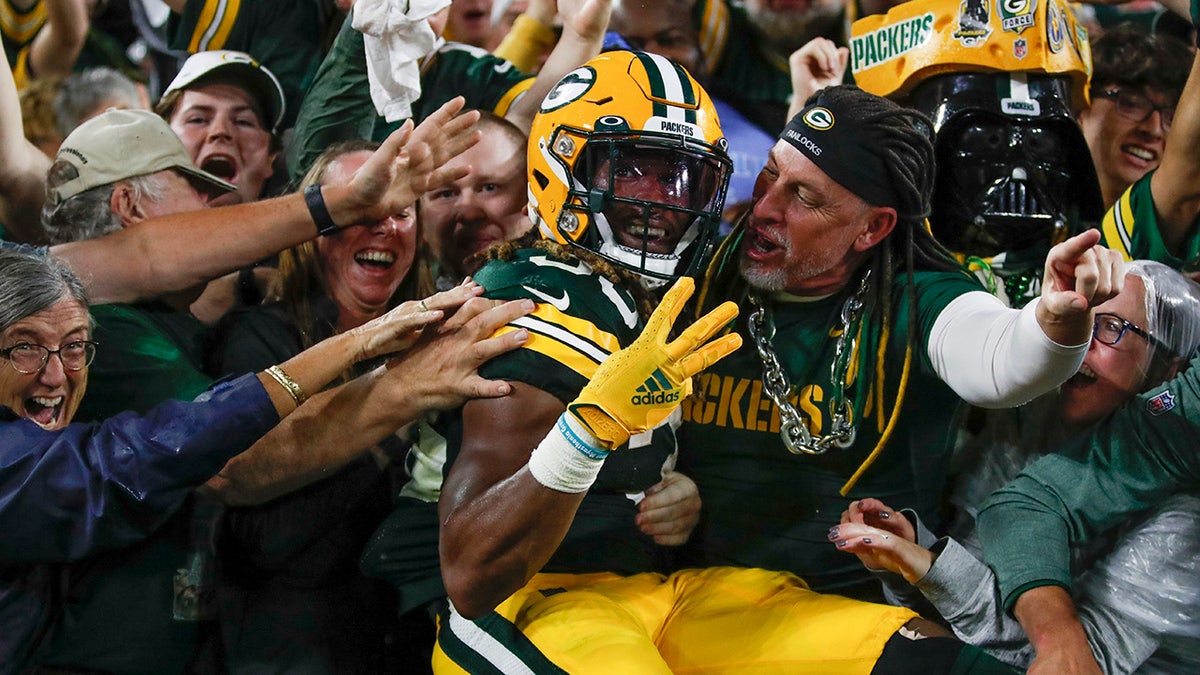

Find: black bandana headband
<box><xmin>780</xmin><ymin>95</ymin><xmax>901</xmax><ymax>210</ymax></box>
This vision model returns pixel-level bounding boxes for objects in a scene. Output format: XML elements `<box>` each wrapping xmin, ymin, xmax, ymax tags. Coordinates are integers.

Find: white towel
<box><xmin>353</xmin><ymin>0</ymin><xmax>451</xmax><ymax>122</ymax></box>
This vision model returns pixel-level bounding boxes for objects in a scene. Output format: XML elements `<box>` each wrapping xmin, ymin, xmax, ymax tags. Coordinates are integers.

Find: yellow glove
<box><xmin>567</xmin><ymin>277</ymin><xmax>742</xmax><ymax>450</ymax></box>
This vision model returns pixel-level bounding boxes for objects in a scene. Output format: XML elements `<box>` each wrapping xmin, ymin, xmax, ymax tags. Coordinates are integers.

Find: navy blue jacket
<box><xmin>0</xmin><ymin>374</ymin><xmax>277</xmax><ymax>671</ymax></box>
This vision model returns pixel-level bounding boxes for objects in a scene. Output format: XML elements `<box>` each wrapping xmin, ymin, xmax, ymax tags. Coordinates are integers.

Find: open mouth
<box><xmin>743</xmin><ymin>224</ymin><xmax>784</xmax><ymax>259</ymax></box>
<box><xmin>25</xmin><ymin>395</ymin><xmax>63</xmax><ymax>429</ymax></box>
<box><xmin>201</xmin><ymin>155</ymin><xmax>238</xmax><ymax>180</ymax></box>
<box><xmin>355</xmin><ymin>249</ymin><xmax>397</xmax><ymax>269</ymax></box>
<box><xmin>1062</xmin><ymin>363</ymin><xmax>1097</xmax><ymax>390</ymax></box>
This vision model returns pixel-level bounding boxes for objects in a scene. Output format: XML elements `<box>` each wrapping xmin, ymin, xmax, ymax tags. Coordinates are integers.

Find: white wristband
<box><xmin>527</xmin><ymin>413</ymin><xmax>606</xmax><ymax>493</ymax></box>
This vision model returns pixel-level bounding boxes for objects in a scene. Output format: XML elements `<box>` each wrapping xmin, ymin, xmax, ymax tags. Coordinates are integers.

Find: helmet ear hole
<box><xmin>532</xmin><ymin>169</ymin><xmax>550</xmax><ymax>191</ymax></box>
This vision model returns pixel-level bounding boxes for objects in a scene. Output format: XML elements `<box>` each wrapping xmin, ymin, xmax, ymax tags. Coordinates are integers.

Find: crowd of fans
<box><xmin>2</xmin><ymin>0</ymin><xmax>1198</xmax><ymax>673</ymax></box>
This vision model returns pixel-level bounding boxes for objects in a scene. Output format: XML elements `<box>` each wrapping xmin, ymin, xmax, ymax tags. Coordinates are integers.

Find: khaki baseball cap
<box><xmin>46</xmin><ymin>109</ymin><xmax>236</xmax><ymax>207</ymax></box>
<box><xmin>160</xmin><ymin>50</ymin><xmax>286</xmax><ymax>132</ymax></box>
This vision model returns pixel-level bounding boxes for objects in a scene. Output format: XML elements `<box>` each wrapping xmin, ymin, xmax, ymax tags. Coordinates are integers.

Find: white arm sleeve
<box><xmin>927</xmin><ymin>293</ymin><xmax>1087</xmax><ymax>409</ymax></box>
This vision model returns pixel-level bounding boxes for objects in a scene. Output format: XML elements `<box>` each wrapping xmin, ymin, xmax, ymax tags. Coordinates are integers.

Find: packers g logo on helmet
<box><xmin>541</xmin><ymin>67</ymin><xmax>597</xmax><ymax>113</ymax></box>
<box><xmin>527</xmin><ymin>50</ymin><xmax>733</xmax><ymax>284</ymax></box>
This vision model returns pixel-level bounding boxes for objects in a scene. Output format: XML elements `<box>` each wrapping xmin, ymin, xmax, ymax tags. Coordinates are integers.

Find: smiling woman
<box><xmin>206</xmin><ymin>140</ymin><xmax>437</xmax><ymax>671</ymax></box>
<box><xmin>0</xmin><ymin>254</ymin><xmax>91</xmax><ymax>430</ymax></box>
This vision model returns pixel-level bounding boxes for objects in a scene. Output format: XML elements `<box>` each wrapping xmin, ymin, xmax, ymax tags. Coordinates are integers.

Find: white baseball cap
<box><xmin>160</xmin><ymin>50</ymin><xmax>286</xmax><ymax>132</ymax></box>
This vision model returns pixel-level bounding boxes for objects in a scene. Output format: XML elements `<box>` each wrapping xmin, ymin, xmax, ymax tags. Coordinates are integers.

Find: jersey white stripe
<box><xmin>1113</xmin><ymin>197</ymin><xmax>1133</xmax><ymax>252</ymax></box>
<box><xmin>511</xmin><ymin>315</ymin><xmax>611</xmax><ymax>364</ymax></box>
<box><xmin>446</xmin><ymin>603</ymin><xmax>538</xmax><ymax>675</ymax></box>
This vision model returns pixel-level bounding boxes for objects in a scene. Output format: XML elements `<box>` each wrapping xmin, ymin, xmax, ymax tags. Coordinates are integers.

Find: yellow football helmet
<box><xmin>528</xmin><ymin>50</ymin><xmax>732</xmax><ymax>283</ymax></box>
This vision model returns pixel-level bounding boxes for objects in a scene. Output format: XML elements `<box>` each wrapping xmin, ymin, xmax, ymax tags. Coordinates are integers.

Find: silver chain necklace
<box><xmin>746</xmin><ymin>270</ymin><xmax>871</xmax><ymax>455</ymax></box>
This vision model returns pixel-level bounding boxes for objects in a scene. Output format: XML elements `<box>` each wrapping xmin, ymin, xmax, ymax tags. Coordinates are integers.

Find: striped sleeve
<box><xmin>694</xmin><ymin>0</ymin><xmax>730</xmax><ymax>74</ymax></box>
<box><xmin>1099</xmin><ymin>184</ymin><xmax>1137</xmax><ymax>261</ymax></box>
<box><xmin>182</xmin><ymin>0</ymin><xmax>242</xmax><ymax>52</ymax></box>
<box><xmin>488</xmin><ymin>302</ymin><xmax>622</xmax><ymax>401</ymax></box>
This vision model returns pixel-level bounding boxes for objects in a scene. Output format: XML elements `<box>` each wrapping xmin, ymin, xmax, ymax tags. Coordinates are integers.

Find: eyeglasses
<box><xmin>1092</xmin><ymin>313</ymin><xmax>1171</xmax><ymax>355</ymax></box>
<box><xmin>0</xmin><ymin>341</ymin><xmax>98</xmax><ymax>374</ymax></box>
<box><xmin>1090</xmin><ymin>87</ymin><xmax>1174</xmax><ymax>131</ymax></box>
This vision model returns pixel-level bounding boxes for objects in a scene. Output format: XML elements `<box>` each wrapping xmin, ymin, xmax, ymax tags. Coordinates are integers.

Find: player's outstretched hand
<box><xmin>567</xmin><ymin>277</ymin><xmax>742</xmax><ymax>450</ymax></box>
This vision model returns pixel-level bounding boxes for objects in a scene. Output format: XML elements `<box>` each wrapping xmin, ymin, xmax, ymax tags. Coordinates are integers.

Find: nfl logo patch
<box><xmin>1147</xmin><ymin>390</ymin><xmax>1176</xmax><ymax>416</ymax></box>
<box><xmin>1014</xmin><ymin>38</ymin><xmax>1028</xmax><ymax>59</ymax></box>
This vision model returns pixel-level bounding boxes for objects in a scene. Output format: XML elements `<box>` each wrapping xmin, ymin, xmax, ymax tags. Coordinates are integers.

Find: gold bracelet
<box><xmin>265</xmin><ymin>365</ymin><xmax>308</xmax><ymax>405</ymax></box>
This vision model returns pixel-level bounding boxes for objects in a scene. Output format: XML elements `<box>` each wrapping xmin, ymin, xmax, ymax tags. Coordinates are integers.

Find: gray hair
<box><xmin>42</xmin><ymin>171</ymin><xmax>174</xmax><ymax>244</ymax></box>
<box><xmin>53</xmin><ymin>67</ymin><xmax>144</xmax><ymax>139</ymax></box>
<box><xmin>0</xmin><ymin>248</ymin><xmax>89</xmax><ymax>335</ymax></box>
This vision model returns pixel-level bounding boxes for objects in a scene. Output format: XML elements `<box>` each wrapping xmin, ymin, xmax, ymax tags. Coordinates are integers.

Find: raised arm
<box><xmin>1149</xmin><ymin>45</ymin><xmax>1200</xmax><ymax>255</ymax></box>
<box><xmin>27</xmin><ymin>0</ymin><xmax>90</xmax><ymax>80</ymax></box>
<box><xmin>503</xmin><ymin>0</ymin><xmax>610</xmax><ymax>130</ymax></box>
<box><xmin>51</xmin><ymin>98</ymin><xmax>479</xmax><ymax>305</ymax></box>
<box><xmin>786</xmin><ymin>37</ymin><xmax>848</xmax><ymax>121</ymax></box>
<box><xmin>928</xmin><ymin>230</ymin><xmax>1124</xmax><ymax>408</ymax></box>
<box><xmin>0</xmin><ymin>39</ymin><xmax>51</xmax><ymax>243</ymax></box>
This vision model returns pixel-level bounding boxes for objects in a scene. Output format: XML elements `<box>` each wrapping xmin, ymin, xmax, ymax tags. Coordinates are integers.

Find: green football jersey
<box><xmin>1100</xmin><ymin>171</ymin><xmax>1200</xmax><ymax>271</ymax></box>
<box><xmin>678</xmin><ymin>269</ymin><xmax>984</xmax><ymax>600</ymax></box>
<box><xmin>441</xmin><ymin>248</ymin><xmax>678</xmax><ymax>575</ymax></box>
<box><xmin>168</xmin><ymin>0</ymin><xmax>332</xmax><ymax>130</ymax></box>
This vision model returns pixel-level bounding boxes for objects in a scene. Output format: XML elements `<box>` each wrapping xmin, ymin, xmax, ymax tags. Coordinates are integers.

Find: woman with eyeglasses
<box><xmin>828</xmin><ymin>260</ymin><xmax>1200</xmax><ymax>673</ymax></box>
<box><xmin>0</xmin><ymin>247</ymin><xmax>532</xmax><ymax>672</ymax></box>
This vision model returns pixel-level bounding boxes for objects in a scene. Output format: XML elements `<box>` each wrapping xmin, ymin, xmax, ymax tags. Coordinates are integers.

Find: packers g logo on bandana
<box><xmin>803</xmin><ymin>107</ymin><xmax>835</xmax><ymax>130</ymax></box>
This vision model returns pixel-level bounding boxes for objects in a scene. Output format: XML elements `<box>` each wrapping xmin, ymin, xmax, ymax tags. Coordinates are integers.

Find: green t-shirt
<box><xmin>1099</xmin><ymin>170</ymin><xmax>1200</xmax><ymax>271</ymax></box>
<box><xmin>678</xmin><ymin>268</ymin><xmax>984</xmax><ymax>600</ymax></box>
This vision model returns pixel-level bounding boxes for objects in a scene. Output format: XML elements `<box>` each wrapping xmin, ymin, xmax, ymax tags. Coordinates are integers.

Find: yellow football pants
<box><xmin>433</xmin><ymin>566</ymin><xmax>917</xmax><ymax>674</ymax></box>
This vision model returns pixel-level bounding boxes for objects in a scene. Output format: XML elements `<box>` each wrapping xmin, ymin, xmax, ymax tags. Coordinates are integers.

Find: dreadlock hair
<box><xmin>821</xmin><ymin>86</ymin><xmax>966</xmax><ymax>493</ymax></box>
<box><xmin>478</xmin><ymin>229</ymin><xmax>658</xmax><ymax>321</ymax></box>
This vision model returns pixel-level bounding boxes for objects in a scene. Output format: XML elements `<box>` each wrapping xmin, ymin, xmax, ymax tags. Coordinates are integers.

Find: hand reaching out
<box><xmin>349</xmin><ymin>97</ymin><xmax>482</xmax><ymax>224</ymax></box>
<box><xmin>830</xmin><ymin>498</ymin><xmax>934</xmax><ymax>584</ymax></box>
<box><xmin>384</xmin><ymin>294</ymin><xmax>537</xmax><ymax>411</ymax></box>
<box><xmin>349</xmin><ymin>279</ymin><xmax>486</xmax><ymax>361</ymax></box>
